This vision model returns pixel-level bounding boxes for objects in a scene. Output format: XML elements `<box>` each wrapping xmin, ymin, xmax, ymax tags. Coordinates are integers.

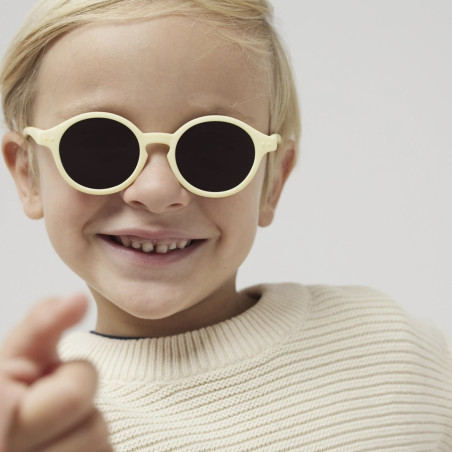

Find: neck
<box><xmin>94</xmin><ymin>285</ymin><xmax>258</xmax><ymax>338</ymax></box>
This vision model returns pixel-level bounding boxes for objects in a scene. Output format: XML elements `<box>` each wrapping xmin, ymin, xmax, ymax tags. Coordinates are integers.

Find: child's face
<box><xmin>5</xmin><ymin>16</ymin><xmax>287</xmax><ymax>336</ymax></box>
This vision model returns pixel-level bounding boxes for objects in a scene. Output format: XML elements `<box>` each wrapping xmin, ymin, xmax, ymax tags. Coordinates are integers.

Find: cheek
<box><xmin>212</xmin><ymin>164</ymin><xmax>264</xmax><ymax>218</ymax></box>
<box><xmin>207</xmin><ymin>165</ymin><xmax>265</xmax><ymax>250</ymax></box>
<box><xmin>35</xmin><ymin>148</ymin><xmax>92</xmax><ymax>218</ymax></box>
<box><xmin>34</xmin><ymin>152</ymin><xmax>96</xmax><ymax>249</ymax></box>
<box><xmin>43</xmin><ymin>190</ymin><xmax>89</xmax><ymax>254</ymax></box>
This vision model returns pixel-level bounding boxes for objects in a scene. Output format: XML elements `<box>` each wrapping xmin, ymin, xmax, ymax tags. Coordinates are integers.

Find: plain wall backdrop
<box><xmin>0</xmin><ymin>1</ymin><xmax>451</xmax><ymax>342</ymax></box>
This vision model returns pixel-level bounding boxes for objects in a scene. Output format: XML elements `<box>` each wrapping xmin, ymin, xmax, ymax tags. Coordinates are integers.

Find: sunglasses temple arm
<box><xmin>23</xmin><ymin>126</ymin><xmax>44</xmax><ymax>144</ymax></box>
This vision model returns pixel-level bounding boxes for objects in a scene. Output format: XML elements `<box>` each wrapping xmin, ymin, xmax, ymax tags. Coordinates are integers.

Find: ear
<box><xmin>259</xmin><ymin>139</ymin><xmax>296</xmax><ymax>227</ymax></box>
<box><xmin>2</xmin><ymin>131</ymin><xmax>44</xmax><ymax>219</ymax></box>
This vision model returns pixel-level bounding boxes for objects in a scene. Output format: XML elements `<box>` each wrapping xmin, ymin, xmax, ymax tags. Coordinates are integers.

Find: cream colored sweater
<box><xmin>60</xmin><ymin>284</ymin><xmax>452</xmax><ymax>451</ymax></box>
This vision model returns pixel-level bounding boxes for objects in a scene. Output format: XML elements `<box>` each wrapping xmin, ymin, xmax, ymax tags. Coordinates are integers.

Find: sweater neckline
<box><xmin>60</xmin><ymin>283</ymin><xmax>310</xmax><ymax>381</ymax></box>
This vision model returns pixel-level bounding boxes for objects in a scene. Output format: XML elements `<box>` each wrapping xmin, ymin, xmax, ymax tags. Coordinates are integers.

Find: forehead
<box><xmin>33</xmin><ymin>16</ymin><xmax>271</xmax><ymax>130</ymax></box>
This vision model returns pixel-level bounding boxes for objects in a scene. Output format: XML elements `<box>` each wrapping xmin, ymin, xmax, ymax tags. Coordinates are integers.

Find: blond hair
<box><xmin>0</xmin><ymin>0</ymin><xmax>300</xmax><ymax>199</ymax></box>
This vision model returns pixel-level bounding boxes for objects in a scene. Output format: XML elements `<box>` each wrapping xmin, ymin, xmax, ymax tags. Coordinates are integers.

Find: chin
<box><xmin>110</xmin><ymin>289</ymin><xmax>193</xmax><ymax>321</ymax></box>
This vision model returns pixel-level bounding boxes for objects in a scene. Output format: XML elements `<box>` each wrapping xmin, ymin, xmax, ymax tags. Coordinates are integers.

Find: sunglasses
<box><xmin>23</xmin><ymin>112</ymin><xmax>281</xmax><ymax>198</ymax></box>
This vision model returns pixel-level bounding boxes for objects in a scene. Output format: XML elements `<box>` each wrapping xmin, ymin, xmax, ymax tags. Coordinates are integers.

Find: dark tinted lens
<box><xmin>175</xmin><ymin>121</ymin><xmax>255</xmax><ymax>192</ymax></box>
<box><xmin>60</xmin><ymin>118</ymin><xmax>140</xmax><ymax>190</ymax></box>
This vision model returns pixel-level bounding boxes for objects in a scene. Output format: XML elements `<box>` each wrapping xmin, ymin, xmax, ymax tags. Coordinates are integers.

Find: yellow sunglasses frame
<box><xmin>23</xmin><ymin>112</ymin><xmax>281</xmax><ymax>198</ymax></box>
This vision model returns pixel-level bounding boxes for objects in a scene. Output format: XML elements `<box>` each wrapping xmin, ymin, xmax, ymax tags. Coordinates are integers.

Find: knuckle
<box><xmin>58</xmin><ymin>364</ymin><xmax>98</xmax><ymax>412</ymax></box>
<box><xmin>60</xmin><ymin>386</ymin><xmax>90</xmax><ymax>414</ymax></box>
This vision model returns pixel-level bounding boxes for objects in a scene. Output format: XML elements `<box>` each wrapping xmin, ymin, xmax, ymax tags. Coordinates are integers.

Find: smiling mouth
<box><xmin>108</xmin><ymin>235</ymin><xmax>195</xmax><ymax>255</ymax></box>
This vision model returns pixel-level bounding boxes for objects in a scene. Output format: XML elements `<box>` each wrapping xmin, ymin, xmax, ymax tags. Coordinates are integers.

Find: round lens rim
<box><xmin>59</xmin><ymin>117</ymin><xmax>141</xmax><ymax>190</ymax></box>
<box><xmin>173</xmin><ymin>120</ymin><xmax>256</xmax><ymax>193</ymax></box>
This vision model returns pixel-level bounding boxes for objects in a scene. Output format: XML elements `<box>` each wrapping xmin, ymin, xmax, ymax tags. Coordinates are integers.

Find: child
<box><xmin>0</xmin><ymin>0</ymin><xmax>451</xmax><ymax>451</ymax></box>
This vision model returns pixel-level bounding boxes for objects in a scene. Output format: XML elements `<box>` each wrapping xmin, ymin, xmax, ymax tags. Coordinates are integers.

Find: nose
<box><xmin>121</xmin><ymin>145</ymin><xmax>191</xmax><ymax>213</ymax></box>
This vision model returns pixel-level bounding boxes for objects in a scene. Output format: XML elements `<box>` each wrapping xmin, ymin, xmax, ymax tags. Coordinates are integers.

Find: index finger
<box><xmin>0</xmin><ymin>294</ymin><xmax>89</xmax><ymax>382</ymax></box>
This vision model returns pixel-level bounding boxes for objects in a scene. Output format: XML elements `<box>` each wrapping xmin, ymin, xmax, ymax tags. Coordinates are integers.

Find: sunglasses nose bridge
<box><xmin>141</xmin><ymin>132</ymin><xmax>173</xmax><ymax>152</ymax></box>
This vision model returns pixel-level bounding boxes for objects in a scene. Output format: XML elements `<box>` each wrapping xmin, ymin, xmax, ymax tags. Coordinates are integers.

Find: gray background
<box><xmin>1</xmin><ymin>1</ymin><xmax>451</xmax><ymax>341</ymax></box>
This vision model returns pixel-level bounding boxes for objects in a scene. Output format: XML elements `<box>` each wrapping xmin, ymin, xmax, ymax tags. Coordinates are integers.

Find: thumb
<box><xmin>0</xmin><ymin>294</ymin><xmax>89</xmax><ymax>383</ymax></box>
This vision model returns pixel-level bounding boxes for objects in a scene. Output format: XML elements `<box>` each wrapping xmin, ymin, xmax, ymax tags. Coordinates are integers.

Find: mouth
<box><xmin>107</xmin><ymin>235</ymin><xmax>196</xmax><ymax>255</ymax></box>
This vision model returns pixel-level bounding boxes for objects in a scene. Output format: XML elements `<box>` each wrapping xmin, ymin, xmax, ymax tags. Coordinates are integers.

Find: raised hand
<box><xmin>0</xmin><ymin>295</ymin><xmax>112</xmax><ymax>452</ymax></box>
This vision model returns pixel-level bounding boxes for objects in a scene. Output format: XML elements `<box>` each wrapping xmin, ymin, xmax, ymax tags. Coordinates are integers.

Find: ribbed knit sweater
<box><xmin>59</xmin><ymin>284</ymin><xmax>452</xmax><ymax>451</ymax></box>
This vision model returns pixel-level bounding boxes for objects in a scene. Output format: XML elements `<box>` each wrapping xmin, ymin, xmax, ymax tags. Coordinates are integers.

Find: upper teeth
<box><xmin>116</xmin><ymin>236</ymin><xmax>192</xmax><ymax>254</ymax></box>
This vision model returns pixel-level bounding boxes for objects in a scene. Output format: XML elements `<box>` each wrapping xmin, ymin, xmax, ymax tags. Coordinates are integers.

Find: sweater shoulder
<box><xmin>306</xmin><ymin>283</ymin><xmax>446</xmax><ymax>335</ymax></box>
<box><xmin>299</xmin><ymin>284</ymin><xmax>452</xmax><ymax>373</ymax></box>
